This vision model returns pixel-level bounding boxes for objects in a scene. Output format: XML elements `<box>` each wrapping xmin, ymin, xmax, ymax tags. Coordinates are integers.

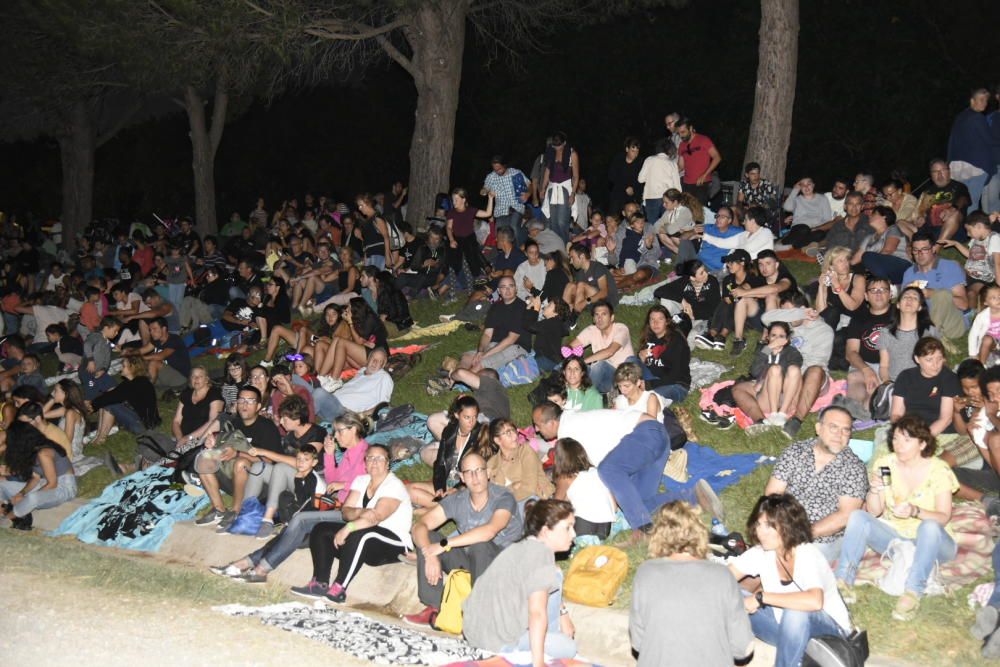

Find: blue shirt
<box><xmin>901</xmin><ymin>258</ymin><xmax>966</xmax><ymax>291</ymax></box>
<box><xmin>699</xmin><ymin>224</ymin><xmax>743</xmax><ymax>271</ymax></box>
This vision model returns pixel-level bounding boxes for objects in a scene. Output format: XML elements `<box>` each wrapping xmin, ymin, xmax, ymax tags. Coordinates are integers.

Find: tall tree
<box><xmin>743</xmin><ymin>0</ymin><xmax>799</xmax><ymax>190</ymax></box>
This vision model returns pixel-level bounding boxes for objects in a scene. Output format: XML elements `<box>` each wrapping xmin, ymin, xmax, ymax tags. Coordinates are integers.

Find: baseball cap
<box><xmin>722</xmin><ymin>249</ymin><xmax>751</xmax><ymax>265</ymax></box>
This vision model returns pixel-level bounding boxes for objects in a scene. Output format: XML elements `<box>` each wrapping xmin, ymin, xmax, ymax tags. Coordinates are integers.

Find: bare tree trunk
<box><xmin>744</xmin><ymin>0</ymin><xmax>799</xmax><ymax>191</ymax></box>
<box><xmin>58</xmin><ymin>99</ymin><xmax>96</xmax><ymax>254</ymax></box>
<box><xmin>183</xmin><ymin>79</ymin><xmax>228</xmax><ymax>237</ymax></box>
<box><xmin>403</xmin><ymin>1</ymin><xmax>466</xmax><ymax>226</ymax></box>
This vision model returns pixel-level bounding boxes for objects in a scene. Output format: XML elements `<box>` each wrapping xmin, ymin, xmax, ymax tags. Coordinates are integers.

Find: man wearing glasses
<box><xmin>404</xmin><ymin>452</ymin><xmax>521</xmax><ymax>628</ymax></box>
<box><xmin>837</xmin><ymin>276</ymin><xmax>894</xmax><ymax>418</ymax></box>
<box><xmin>458</xmin><ymin>277</ymin><xmax>529</xmax><ymax>372</ymax></box>
<box><xmin>901</xmin><ymin>230</ymin><xmax>969</xmax><ymax>339</ymax></box>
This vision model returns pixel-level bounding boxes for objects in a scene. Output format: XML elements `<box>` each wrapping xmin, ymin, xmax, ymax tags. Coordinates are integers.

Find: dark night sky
<box><xmin>1</xmin><ymin>0</ymin><xmax>998</xmax><ymax>225</ymax></box>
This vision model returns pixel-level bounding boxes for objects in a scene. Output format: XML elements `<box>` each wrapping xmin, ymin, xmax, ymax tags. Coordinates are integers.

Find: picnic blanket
<box><xmin>618</xmin><ymin>278</ymin><xmax>669</xmax><ymax>306</ymax></box>
<box><xmin>392</xmin><ymin>320</ymin><xmax>464</xmax><ymax>341</ymax></box>
<box><xmin>217</xmin><ymin>602</ymin><xmax>489</xmax><ymax>665</ymax></box>
<box><xmin>650</xmin><ymin>442</ymin><xmax>774</xmax><ymax>510</ymax></box>
<box><xmin>851</xmin><ymin>502</ymin><xmax>996</xmax><ymax>594</ymax></box>
<box><xmin>50</xmin><ymin>465</ymin><xmax>209</xmax><ymax>552</ymax></box>
<box><xmin>700</xmin><ymin>379</ymin><xmax>848</xmax><ymax>417</ymax></box>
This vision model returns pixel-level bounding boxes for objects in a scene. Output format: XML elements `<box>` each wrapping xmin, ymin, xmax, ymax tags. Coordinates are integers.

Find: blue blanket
<box><xmin>50</xmin><ymin>466</ymin><xmax>209</xmax><ymax>552</ymax></box>
<box><xmin>650</xmin><ymin>442</ymin><xmax>774</xmax><ymax>509</ymax></box>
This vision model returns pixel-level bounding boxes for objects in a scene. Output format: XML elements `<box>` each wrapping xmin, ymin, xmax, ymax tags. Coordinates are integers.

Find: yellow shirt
<box><xmin>874</xmin><ymin>453</ymin><xmax>958</xmax><ymax>538</ymax></box>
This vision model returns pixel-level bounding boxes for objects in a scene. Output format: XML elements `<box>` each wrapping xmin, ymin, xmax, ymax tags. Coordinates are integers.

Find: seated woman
<box><xmin>172</xmin><ymin>366</ymin><xmax>225</xmax><ymax>449</ymax></box>
<box><xmin>734</xmin><ymin>321</ymin><xmax>804</xmax><ymax>431</ymax></box>
<box><xmin>88</xmin><ymin>356</ymin><xmax>161</xmax><ymax>445</ymax></box>
<box><xmin>315</xmin><ymin>297</ymin><xmax>388</xmax><ymax>389</ymax></box>
<box><xmin>486</xmin><ymin>418</ymin><xmax>554</xmax><ymax>510</ymax></box>
<box><xmin>247</xmin><ymin>365</ymin><xmax>274</xmax><ymax>419</ymax></box>
<box><xmin>410</xmin><ymin>395</ymin><xmax>491</xmax><ymax>508</ymax></box>
<box><xmin>892</xmin><ymin>336</ymin><xmax>959</xmax><ymax>440</ymax></box>
<box><xmin>814</xmin><ymin>246</ymin><xmax>866</xmax><ymax>331</ymax></box>
<box><xmin>266</xmin><ymin>365</ymin><xmax>315</xmax><ymax>431</ymax></box>
<box><xmin>302</xmin><ymin>304</ymin><xmax>352</xmax><ymax>374</ymax></box>
<box><xmin>654</xmin><ymin>188</ymin><xmax>699</xmax><ymax>256</ymax></box>
<box><xmin>854</xmin><ymin>206</ymin><xmax>910</xmax><ymax>285</ymax></box>
<box><xmin>630</xmin><ymin>501</ymin><xmax>753</xmax><ymax>667</ymax></box>
<box><xmin>633</xmin><ymin>305</ymin><xmax>691</xmax><ymax>404</ymax></box>
<box><xmin>835</xmin><ymin>415</ymin><xmax>959</xmax><ymax>621</ymax></box>
<box><xmin>728</xmin><ymin>494</ymin><xmax>853</xmax><ymax>667</ymax></box>
<box><xmin>254</xmin><ymin>277</ymin><xmax>292</xmax><ymax>346</ymax></box>
<box><xmin>0</xmin><ymin>421</ymin><xmax>77</xmax><ymax>529</ymax></box>
<box><xmin>315</xmin><ymin>246</ymin><xmax>362</xmax><ymax>309</ymax></box>
<box><xmin>43</xmin><ymin>379</ymin><xmax>103</xmax><ymax>476</ymax></box>
<box><xmin>560</xmin><ymin>355</ymin><xmax>603</xmax><ymax>411</ymax></box>
<box><xmin>552</xmin><ymin>437</ymin><xmax>616</xmax><ymax>539</ymax></box>
<box><xmin>371</xmin><ymin>270</ymin><xmax>414</xmax><ymax>335</ymax></box>
<box><xmin>652</xmin><ymin>259</ymin><xmax>721</xmax><ymax>340</ymax></box>
<box><xmin>291</xmin><ymin>443</ymin><xmax>413</xmax><ymax>603</ymax></box>
<box><xmin>878</xmin><ymin>286</ymin><xmax>938</xmax><ymax>384</ymax></box>
<box><xmin>463</xmin><ymin>499</ymin><xmax>578</xmax><ymax>663</ymax></box>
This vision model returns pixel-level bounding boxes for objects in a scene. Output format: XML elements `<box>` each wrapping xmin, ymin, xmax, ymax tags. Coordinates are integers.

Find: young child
<box><xmin>968</xmin><ymin>284</ymin><xmax>1000</xmax><ymax>366</ymax></box>
<box><xmin>288</xmin><ymin>353</ymin><xmax>319</xmax><ymax>391</ymax></box>
<box><xmin>45</xmin><ymin>323</ymin><xmax>84</xmax><ymax>372</ymax></box>
<box><xmin>748</xmin><ymin>321</ymin><xmax>803</xmax><ymax>426</ymax></box>
<box><xmin>79</xmin><ymin>286</ymin><xmax>103</xmax><ymax>336</ymax></box>
<box><xmin>12</xmin><ymin>354</ymin><xmax>46</xmax><ymax>394</ymax></box>
<box><xmin>163</xmin><ymin>243</ymin><xmax>192</xmax><ymax>309</ymax></box>
<box><xmin>570</xmin><ymin>211</ymin><xmax>607</xmax><ymax>252</ymax></box>
<box><xmin>952</xmin><ymin>363</ymin><xmax>1000</xmax><ymax>514</ymax></box>
<box><xmin>953</xmin><ymin>359</ymin><xmax>989</xmax><ymax>449</ymax></box>
<box><xmin>594</xmin><ymin>215</ymin><xmax>620</xmax><ymax>266</ymax></box>
<box><xmin>940</xmin><ymin>211</ymin><xmax>1000</xmax><ymax>306</ymax></box>
<box><xmin>613</xmin><ymin>361</ymin><xmax>667</xmax><ymax>418</ymax></box>
<box><xmin>526</xmin><ymin>297</ymin><xmax>571</xmax><ymax>373</ymax></box>
<box><xmin>80</xmin><ymin>316</ymin><xmax>123</xmax><ymax>400</ymax></box>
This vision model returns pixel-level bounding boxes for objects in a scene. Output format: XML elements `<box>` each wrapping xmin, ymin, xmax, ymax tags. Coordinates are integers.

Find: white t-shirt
<box><xmin>567</xmin><ymin>467</ymin><xmax>616</xmax><ymax>523</ymax></box>
<box><xmin>557</xmin><ymin>409</ymin><xmax>642</xmax><ymax>465</ymax></box>
<box><xmin>30</xmin><ymin>305</ymin><xmax>70</xmax><ymax>344</ymax></box>
<box><xmin>334</xmin><ymin>369</ymin><xmax>394</xmax><ymax>413</ymax></box>
<box><xmin>513</xmin><ymin>259</ymin><xmax>547</xmax><ymax>301</ymax></box>
<box><xmin>348</xmin><ymin>472</ymin><xmax>413</xmax><ymax>549</ymax></box>
<box><xmin>730</xmin><ymin>543</ymin><xmax>851</xmax><ymax>631</ymax></box>
<box><xmin>613</xmin><ymin>390</ymin><xmax>670</xmax><ymax>414</ymax></box>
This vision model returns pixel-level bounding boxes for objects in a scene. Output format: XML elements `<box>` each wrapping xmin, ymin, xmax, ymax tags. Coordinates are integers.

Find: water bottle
<box><xmin>711</xmin><ymin>518</ymin><xmax>728</xmax><ymax>537</ymax></box>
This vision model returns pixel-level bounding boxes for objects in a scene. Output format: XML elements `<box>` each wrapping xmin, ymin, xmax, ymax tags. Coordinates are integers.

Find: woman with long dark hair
<box><xmin>43</xmin><ymin>379</ymin><xmax>101</xmax><ymax>474</ymax></box>
<box><xmin>540</xmin><ymin>132</ymin><xmax>581</xmax><ymax>241</ymax></box>
<box><xmin>636</xmin><ymin>305</ymin><xmax>692</xmax><ymax>403</ymax></box>
<box><xmin>315</xmin><ymin>297</ymin><xmax>388</xmax><ymax>388</ymax></box>
<box><xmin>0</xmin><ymin>421</ymin><xmax>77</xmax><ymax>529</ymax></box>
<box><xmin>372</xmin><ymin>270</ymin><xmax>414</xmax><ymax>333</ymax></box>
<box><xmin>561</xmin><ymin>355</ymin><xmax>602</xmax><ymax>411</ymax></box>
<box><xmin>728</xmin><ymin>494</ymin><xmax>852</xmax><ymax>667</ymax></box>
<box><xmin>878</xmin><ymin>286</ymin><xmax>938</xmax><ymax>383</ymax></box>
<box><xmin>356</xmin><ymin>193</ymin><xmax>393</xmax><ymax>271</ymax></box>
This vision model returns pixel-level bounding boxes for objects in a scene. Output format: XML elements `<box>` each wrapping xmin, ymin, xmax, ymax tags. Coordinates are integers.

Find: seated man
<box><xmin>759</xmin><ymin>290</ymin><xmax>835</xmax><ymax>440</ymax></box>
<box><xmin>220</xmin><ymin>285</ymin><xmax>265</xmax><ymax>345</ymax></box>
<box><xmin>823</xmin><ymin>192</ymin><xmax>873</xmax><ymax>256</ymax></box>
<box><xmin>527</xmin><ymin>220</ymin><xmax>565</xmax><ymax>256</ymax></box>
<box><xmin>730</xmin><ymin>250</ymin><xmax>796</xmax><ymax>356</ymax></box>
<box><xmin>313</xmin><ymin>347</ymin><xmax>394</xmax><ymax>422</ymax></box>
<box><xmin>428</xmin><ymin>366</ymin><xmax>510</xmax><ymax>436</ymax></box>
<box><xmin>694</xmin><ymin>206</ymin><xmax>742</xmax><ymax>273</ymax></box>
<box><xmin>488</xmin><ymin>227</ymin><xmax>527</xmax><ymax>288</ymax></box>
<box><xmin>763</xmin><ymin>406</ymin><xmax>868</xmax><ymax>562</ymax></box>
<box><xmin>397</xmin><ymin>226</ymin><xmax>448</xmax><ymax>297</ymax></box>
<box><xmin>563</xmin><ymin>242</ymin><xmax>618</xmax><ymax>315</ymax></box>
<box><xmin>458</xmin><ymin>276</ymin><xmax>529</xmax><ymax>372</ymax></box>
<box><xmin>911</xmin><ymin>158</ymin><xmax>971</xmax><ymax>243</ymax></box>
<box><xmin>838</xmin><ymin>276</ymin><xmax>894</xmax><ymax>417</ymax></box>
<box><xmin>122</xmin><ymin>289</ymin><xmax>181</xmax><ymax>342</ymax></box>
<box><xmin>565</xmin><ymin>300</ymin><xmax>634</xmax><ymax>394</ymax></box>
<box><xmin>195</xmin><ymin>386</ymin><xmax>283</xmax><ymax>530</ymax></box>
<box><xmin>404</xmin><ymin>452</ymin><xmax>523</xmax><ymax>628</ymax></box>
<box><xmin>124</xmin><ymin>316</ymin><xmax>191</xmax><ymax>394</ymax></box>
<box><xmin>902</xmin><ymin>231</ymin><xmax>969</xmax><ymax>339</ymax></box>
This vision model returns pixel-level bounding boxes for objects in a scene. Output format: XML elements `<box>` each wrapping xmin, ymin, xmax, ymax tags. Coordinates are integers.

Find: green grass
<box><xmin>54</xmin><ymin>248</ymin><xmax>988</xmax><ymax>663</ymax></box>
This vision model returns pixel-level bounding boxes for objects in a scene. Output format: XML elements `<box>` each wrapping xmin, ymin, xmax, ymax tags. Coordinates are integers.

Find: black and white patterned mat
<box><xmin>215</xmin><ymin>602</ymin><xmax>490</xmax><ymax>665</ymax></box>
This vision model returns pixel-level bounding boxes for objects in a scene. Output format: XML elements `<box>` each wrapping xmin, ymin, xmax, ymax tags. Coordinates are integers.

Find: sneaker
<box><xmin>695</xmin><ymin>479</ymin><xmax>725</xmax><ymax>523</ymax></box>
<box><xmin>693</xmin><ymin>333</ymin><xmax>717</xmax><ymax>350</ymax></box>
<box><xmin>209</xmin><ymin>563</ymin><xmax>244</xmax><ymax>577</ymax></box>
<box><xmin>971</xmin><ymin>606</ymin><xmax>1000</xmax><ymax>641</ymax></box>
<box><xmin>11</xmin><ymin>513</ymin><xmax>32</xmax><ymax>531</ymax></box>
<box><xmin>317</xmin><ymin>375</ymin><xmax>343</xmax><ymax>393</ymax></box>
<box><xmin>291</xmin><ymin>579</ymin><xmax>329</xmax><ymax>599</ymax></box>
<box><xmin>255</xmin><ymin>520</ymin><xmax>275</xmax><ymax>540</ymax></box>
<box><xmin>438</xmin><ymin>314</ymin><xmax>455</xmax><ymax>323</ymax></box>
<box><xmin>711</xmin><ymin>337</ymin><xmax>726</xmax><ymax>351</ymax></box>
<box><xmin>744</xmin><ymin>422</ymin><xmax>777</xmax><ymax>437</ymax></box>
<box><xmin>773</xmin><ymin>243</ymin><xmax>793</xmax><ymax>252</ymax></box>
<box><xmin>715</xmin><ymin>415</ymin><xmax>736</xmax><ymax>430</ymax></box>
<box><xmin>764</xmin><ymin>412</ymin><xmax>788</xmax><ymax>427</ymax></box>
<box><xmin>196</xmin><ymin>508</ymin><xmax>226</xmax><ymax>526</ymax></box>
<box><xmin>730</xmin><ymin>339</ymin><xmax>747</xmax><ymax>356</ymax></box>
<box><xmin>325</xmin><ymin>582</ymin><xmax>347</xmax><ymax>603</ymax></box>
<box><xmin>215</xmin><ymin>511</ymin><xmax>238</xmax><ymax>533</ymax></box>
<box><xmin>891</xmin><ymin>591</ymin><xmax>920</xmax><ymax>621</ymax></box>
<box><xmin>837</xmin><ymin>579</ymin><xmax>857</xmax><ymax>605</ymax></box>
<box><xmin>403</xmin><ymin>606</ymin><xmax>439</xmax><ymax>627</ymax></box>
<box><xmin>259</xmin><ymin>359</ymin><xmax>274</xmax><ymax>368</ymax></box>
<box><xmin>782</xmin><ymin>417</ymin><xmax>802</xmax><ymax>440</ymax></box>
<box><xmin>803</xmin><ymin>242</ymin><xmax>821</xmax><ymax>257</ymax></box>
<box><xmin>568</xmin><ymin>313</ymin><xmax>579</xmax><ymax>331</ymax></box>
<box><xmin>699</xmin><ymin>409</ymin><xmax>721</xmax><ymax>424</ymax></box>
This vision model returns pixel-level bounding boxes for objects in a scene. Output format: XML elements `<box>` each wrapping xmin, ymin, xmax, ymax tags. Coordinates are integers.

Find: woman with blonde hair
<box><xmin>815</xmin><ymin>245</ymin><xmax>866</xmax><ymax>330</ymax></box>
<box><xmin>630</xmin><ymin>501</ymin><xmax>753</xmax><ymax>666</ymax></box>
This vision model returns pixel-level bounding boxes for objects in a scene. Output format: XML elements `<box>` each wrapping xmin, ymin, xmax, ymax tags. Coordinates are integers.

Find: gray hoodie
<box><xmin>762</xmin><ymin>307</ymin><xmax>834</xmax><ymax>370</ymax></box>
<box><xmin>83</xmin><ymin>331</ymin><xmax>112</xmax><ymax>372</ymax></box>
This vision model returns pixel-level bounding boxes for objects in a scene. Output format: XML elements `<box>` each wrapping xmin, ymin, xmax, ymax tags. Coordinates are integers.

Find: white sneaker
<box><xmin>764</xmin><ymin>412</ymin><xmax>788</xmax><ymax>427</ymax></box>
<box><xmin>318</xmin><ymin>375</ymin><xmax>343</xmax><ymax>393</ymax></box>
<box><xmin>259</xmin><ymin>359</ymin><xmax>274</xmax><ymax>368</ymax></box>
<box><xmin>439</xmin><ymin>314</ymin><xmax>455</xmax><ymax>323</ymax></box>
<box><xmin>108</xmin><ymin>426</ymin><xmax>119</xmax><ymax>437</ymax></box>
<box><xmin>773</xmin><ymin>243</ymin><xmax>792</xmax><ymax>252</ymax></box>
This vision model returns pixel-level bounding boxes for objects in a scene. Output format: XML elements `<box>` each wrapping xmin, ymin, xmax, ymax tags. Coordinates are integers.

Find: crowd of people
<box><xmin>2</xmin><ymin>87</ymin><xmax>1000</xmax><ymax>665</ymax></box>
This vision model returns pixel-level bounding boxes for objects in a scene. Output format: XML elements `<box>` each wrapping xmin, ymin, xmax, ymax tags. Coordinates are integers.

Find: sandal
<box><xmin>892</xmin><ymin>591</ymin><xmax>920</xmax><ymax>621</ymax></box>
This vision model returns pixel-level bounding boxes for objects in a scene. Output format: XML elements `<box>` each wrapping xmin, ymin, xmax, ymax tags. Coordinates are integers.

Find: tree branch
<box><xmin>96</xmin><ymin>99</ymin><xmax>144</xmax><ymax>148</ymax></box>
<box><xmin>375</xmin><ymin>34</ymin><xmax>418</xmax><ymax>82</ymax></box>
<box><xmin>208</xmin><ymin>75</ymin><xmax>228</xmax><ymax>156</ymax></box>
<box><xmin>303</xmin><ymin>18</ymin><xmax>408</xmax><ymax>42</ymax></box>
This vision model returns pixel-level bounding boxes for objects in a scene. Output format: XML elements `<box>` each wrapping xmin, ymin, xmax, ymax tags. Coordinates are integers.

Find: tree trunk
<box><xmin>58</xmin><ymin>100</ymin><xmax>96</xmax><ymax>254</ymax></box>
<box><xmin>183</xmin><ymin>80</ymin><xmax>228</xmax><ymax>237</ymax></box>
<box><xmin>403</xmin><ymin>1</ymin><xmax>466</xmax><ymax>226</ymax></box>
<box><xmin>743</xmin><ymin>0</ymin><xmax>799</xmax><ymax>191</ymax></box>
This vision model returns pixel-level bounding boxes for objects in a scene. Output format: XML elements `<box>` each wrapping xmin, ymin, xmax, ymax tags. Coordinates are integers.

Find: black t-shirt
<box><xmin>894</xmin><ymin>366</ymin><xmax>961</xmax><ymax>433</ymax></box>
<box><xmin>281</xmin><ymin>423</ymin><xmax>327</xmax><ymax>456</ymax></box>
<box><xmin>200</xmin><ymin>279</ymin><xmax>230</xmax><ymax>306</ymax></box>
<box><xmin>58</xmin><ymin>335</ymin><xmax>84</xmax><ymax>358</ymax></box>
<box><xmin>529</xmin><ymin>315</ymin><xmax>566</xmax><ymax>362</ymax></box>
<box><xmin>399</xmin><ymin>238</ymin><xmax>426</xmax><ymax>270</ymax></box>
<box><xmin>924</xmin><ymin>180</ymin><xmax>972</xmax><ymax>221</ymax></box>
<box><xmin>179</xmin><ymin>386</ymin><xmax>224</xmax><ymax>435</ymax></box>
<box><xmin>845</xmin><ymin>307</ymin><xmax>894</xmax><ymax>365</ymax></box>
<box><xmin>653</xmin><ymin>275</ymin><xmax>722</xmax><ymax>321</ymax></box>
<box><xmin>722</xmin><ymin>272</ymin><xmax>765</xmax><ymax>303</ymax></box>
<box><xmin>261</xmin><ymin>292</ymin><xmax>292</xmax><ymax>329</ymax></box>
<box><xmin>119</xmin><ymin>261</ymin><xmax>142</xmax><ymax>283</ymax></box>
<box><xmin>155</xmin><ymin>333</ymin><xmax>191</xmax><ymax>377</ymax></box>
<box><xmin>770</xmin><ymin>265</ymin><xmax>798</xmax><ymax>293</ymax></box>
<box><xmin>178</xmin><ymin>230</ymin><xmax>201</xmax><ymax>254</ymax></box>
<box><xmin>641</xmin><ymin>330</ymin><xmax>692</xmax><ymax>389</ymax></box>
<box><xmin>223</xmin><ymin>298</ymin><xmax>259</xmax><ymax>332</ymax></box>
<box><xmin>237</xmin><ymin>416</ymin><xmax>282</xmax><ymax>454</ymax></box>
<box><xmin>484</xmin><ymin>299</ymin><xmax>528</xmax><ymax>346</ymax></box>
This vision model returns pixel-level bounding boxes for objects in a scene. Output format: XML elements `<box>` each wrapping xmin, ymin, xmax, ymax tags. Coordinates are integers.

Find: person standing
<box><xmin>484</xmin><ymin>156</ymin><xmax>531</xmax><ymax>247</ymax></box>
<box><xmin>948</xmin><ymin>87</ymin><xmax>994</xmax><ymax>213</ymax></box>
<box><xmin>607</xmin><ymin>137</ymin><xmax>643</xmax><ymax>216</ymax></box>
<box><xmin>676</xmin><ymin>118</ymin><xmax>722</xmax><ymax>205</ymax></box>
<box><xmin>445</xmin><ymin>188</ymin><xmax>495</xmax><ymax>288</ymax></box>
<box><xmin>638</xmin><ymin>138</ymin><xmax>682</xmax><ymax>225</ymax></box>
<box><xmin>540</xmin><ymin>132</ymin><xmax>581</xmax><ymax>241</ymax></box>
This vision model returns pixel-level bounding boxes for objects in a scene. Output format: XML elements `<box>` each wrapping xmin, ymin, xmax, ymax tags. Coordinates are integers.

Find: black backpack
<box><xmin>803</xmin><ymin>629</ymin><xmax>869</xmax><ymax>667</ymax></box>
<box><xmin>662</xmin><ymin>407</ymin><xmax>688</xmax><ymax>451</ymax></box>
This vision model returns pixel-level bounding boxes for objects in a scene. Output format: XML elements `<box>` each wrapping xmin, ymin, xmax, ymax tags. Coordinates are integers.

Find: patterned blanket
<box><xmin>50</xmin><ymin>466</ymin><xmax>209</xmax><ymax>552</ymax></box>
<box><xmin>217</xmin><ymin>602</ymin><xmax>489</xmax><ymax>665</ymax></box>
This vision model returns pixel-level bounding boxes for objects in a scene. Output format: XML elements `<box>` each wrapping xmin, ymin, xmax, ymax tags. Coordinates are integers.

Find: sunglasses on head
<box><xmin>285</xmin><ymin>353</ymin><xmax>304</xmax><ymax>362</ymax></box>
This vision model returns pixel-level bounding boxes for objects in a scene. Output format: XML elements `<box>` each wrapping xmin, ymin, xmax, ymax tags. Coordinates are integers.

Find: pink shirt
<box><xmin>576</xmin><ymin>322</ymin><xmax>634</xmax><ymax>367</ymax></box>
<box><xmin>323</xmin><ymin>440</ymin><xmax>369</xmax><ymax>503</ymax></box>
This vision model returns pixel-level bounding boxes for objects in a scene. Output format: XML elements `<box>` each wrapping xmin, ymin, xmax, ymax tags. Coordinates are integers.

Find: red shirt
<box><xmin>447</xmin><ymin>207</ymin><xmax>479</xmax><ymax>238</ymax></box>
<box><xmin>133</xmin><ymin>245</ymin><xmax>155</xmax><ymax>277</ymax></box>
<box><xmin>679</xmin><ymin>133</ymin><xmax>716</xmax><ymax>185</ymax></box>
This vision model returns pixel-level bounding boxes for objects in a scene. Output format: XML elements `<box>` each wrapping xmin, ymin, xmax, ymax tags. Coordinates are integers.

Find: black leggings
<box><xmin>781</xmin><ymin>224</ymin><xmax>826</xmax><ymax>248</ymax></box>
<box><xmin>448</xmin><ymin>234</ymin><xmax>487</xmax><ymax>278</ymax></box>
<box><xmin>308</xmin><ymin>522</ymin><xmax>408</xmax><ymax>587</ymax></box>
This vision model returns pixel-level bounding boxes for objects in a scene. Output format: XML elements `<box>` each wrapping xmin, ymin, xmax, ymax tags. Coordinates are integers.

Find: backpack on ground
<box><xmin>869</xmin><ymin>381</ymin><xmax>894</xmax><ymax>422</ymax></box>
<box><xmin>136</xmin><ymin>430</ymin><xmax>178</xmax><ymax>466</ymax></box>
<box><xmin>803</xmin><ymin>629</ymin><xmax>870</xmax><ymax>667</ymax></box>
<box><xmin>563</xmin><ymin>545</ymin><xmax>628</xmax><ymax>607</ymax></box>
<box><xmin>432</xmin><ymin>569</ymin><xmax>472</xmax><ymax>634</ymax></box>
<box><xmin>227</xmin><ymin>497</ymin><xmax>265</xmax><ymax>535</ymax></box>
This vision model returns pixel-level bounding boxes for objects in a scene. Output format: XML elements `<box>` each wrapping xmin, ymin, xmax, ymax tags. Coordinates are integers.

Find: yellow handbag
<box><xmin>563</xmin><ymin>545</ymin><xmax>629</xmax><ymax>607</ymax></box>
<box><xmin>432</xmin><ymin>569</ymin><xmax>472</xmax><ymax>634</ymax></box>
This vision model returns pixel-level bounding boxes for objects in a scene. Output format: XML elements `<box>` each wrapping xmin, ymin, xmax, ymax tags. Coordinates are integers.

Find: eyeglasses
<box><xmin>334</xmin><ymin>426</ymin><xmax>353</xmax><ymax>433</ymax></box>
<box><xmin>236</xmin><ymin>397</ymin><xmax>258</xmax><ymax>405</ymax></box>
<box><xmin>912</xmin><ymin>247</ymin><xmax>934</xmax><ymax>254</ymax></box>
<box><xmin>867</xmin><ymin>288</ymin><xmax>889</xmax><ymax>294</ymax></box>
<box><xmin>364</xmin><ymin>455</ymin><xmax>387</xmax><ymax>463</ymax></box>
<box><xmin>460</xmin><ymin>467</ymin><xmax>487</xmax><ymax>477</ymax></box>
<box><xmin>498</xmin><ymin>428</ymin><xmax>517</xmax><ymax>437</ymax></box>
